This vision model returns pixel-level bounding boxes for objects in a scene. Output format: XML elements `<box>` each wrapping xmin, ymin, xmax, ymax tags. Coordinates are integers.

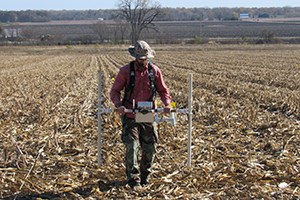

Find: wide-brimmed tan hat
<box><xmin>128</xmin><ymin>40</ymin><xmax>155</xmax><ymax>59</ymax></box>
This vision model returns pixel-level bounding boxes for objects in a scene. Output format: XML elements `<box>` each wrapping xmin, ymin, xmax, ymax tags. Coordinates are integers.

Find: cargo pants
<box><xmin>122</xmin><ymin>117</ymin><xmax>158</xmax><ymax>184</ymax></box>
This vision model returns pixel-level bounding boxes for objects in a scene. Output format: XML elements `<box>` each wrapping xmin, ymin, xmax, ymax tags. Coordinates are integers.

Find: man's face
<box><xmin>136</xmin><ymin>58</ymin><xmax>148</xmax><ymax>70</ymax></box>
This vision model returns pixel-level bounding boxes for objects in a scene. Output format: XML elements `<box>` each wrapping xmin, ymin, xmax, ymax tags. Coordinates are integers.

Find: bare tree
<box><xmin>91</xmin><ymin>21</ymin><xmax>110</xmax><ymax>43</ymax></box>
<box><xmin>0</xmin><ymin>25</ymin><xmax>3</xmax><ymax>39</ymax></box>
<box><xmin>21</xmin><ymin>28</ymin><xmax>35</xmax><ymax>39</ymax></box>
<box><xmin>115</xmin><ymin>20</ymin><xmax>129</xmax><ymax>43</ymax></box>
<box><xmin>117</xmin><ymin>0</ymin><xmax>162</xmax><ymax>44</ymax></box>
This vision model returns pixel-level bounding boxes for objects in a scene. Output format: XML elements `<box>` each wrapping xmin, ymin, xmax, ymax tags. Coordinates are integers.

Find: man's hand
<box><xmin>117</xmin><ymin>106</ymin><xmax>126</xmax><ymax>115</ymax></box>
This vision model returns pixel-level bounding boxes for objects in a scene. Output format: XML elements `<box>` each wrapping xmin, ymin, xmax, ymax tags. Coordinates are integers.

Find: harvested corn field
<box><xmin>0</xmin><ymin>44</ymin><xmax>299</xmax><ymax>199</ymax></box>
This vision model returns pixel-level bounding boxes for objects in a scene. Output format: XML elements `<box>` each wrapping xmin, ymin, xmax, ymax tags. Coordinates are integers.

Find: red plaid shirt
<box><xmin>110</xmin><ymin>61</ymin><xmax>172</xmax><ymax>118</ymax></box>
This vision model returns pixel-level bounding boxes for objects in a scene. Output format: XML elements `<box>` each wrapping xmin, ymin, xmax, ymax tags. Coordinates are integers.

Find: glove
<box><xmin>117</xmin><ymin>106</ymin><xmax>126</xmax><ymax>115</ymax></box>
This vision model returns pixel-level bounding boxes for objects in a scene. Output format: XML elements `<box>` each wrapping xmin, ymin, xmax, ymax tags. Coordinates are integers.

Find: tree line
<box><xmin>0</xmin><ymin>7</ymin><xmax>300</xmax><ymax>23</ymax></box>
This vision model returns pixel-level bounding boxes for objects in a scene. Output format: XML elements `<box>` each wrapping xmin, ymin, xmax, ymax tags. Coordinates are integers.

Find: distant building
<box><xmin>3</xmin><ymin>28</ymin><xmax>21</xmax><ymax>38</ymax></box>
<box><xmin>239</xmin><ymin>13</ymin><xmax>250</xmax><ymax>19</ymax></box>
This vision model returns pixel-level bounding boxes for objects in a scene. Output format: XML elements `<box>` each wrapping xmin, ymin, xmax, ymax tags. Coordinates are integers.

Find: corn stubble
<box><xmin>0</xmin><ymin>45</ymin><xmax>299</xmax><ymax>199</ymax></box>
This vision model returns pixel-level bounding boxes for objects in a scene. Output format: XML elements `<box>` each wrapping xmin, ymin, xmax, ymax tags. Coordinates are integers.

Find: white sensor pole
<box><xmin>187</xmin><ymin>73</ymin><xmax>193</xmax><ymax>167</ymax></box>
<box><xmin>97</xmin><ymin>71</ymin><xmax>102</xmax><ymax>166</ymax></box>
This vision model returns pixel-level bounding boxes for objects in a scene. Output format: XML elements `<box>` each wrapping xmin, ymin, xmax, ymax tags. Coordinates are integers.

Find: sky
<box><xmin>1</xmin><ymin>0</ymin><xmax>300</xmax><ymax>11</ymax></box>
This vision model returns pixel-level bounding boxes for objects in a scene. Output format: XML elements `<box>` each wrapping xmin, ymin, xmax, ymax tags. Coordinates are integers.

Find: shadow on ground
<box><xmin>2</xmin><ymin>180</ymin><xmax>127</xmax><ymax>200</ymax></box>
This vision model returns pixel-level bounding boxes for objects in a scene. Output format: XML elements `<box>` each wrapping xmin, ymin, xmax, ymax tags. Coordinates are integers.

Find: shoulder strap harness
<box><xmin>122</xmin><ymin>61</ymin><xmax>157</xmax><ymax>106</ymax></box>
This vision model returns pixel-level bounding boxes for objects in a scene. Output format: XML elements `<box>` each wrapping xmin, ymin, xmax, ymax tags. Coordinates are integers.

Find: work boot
<box><xmin>127</xmin><ymin>178</ymin><xmax>141</xmax><ymax>189</ymax></box>
<box><xmin>141</xmin><ymin>179</ymin><xmax>149</xmax><ymax>186</ymax></box>
<box><xmin>141</xmin><ymin>175</ymin><xmax>149</xmax><ymax>186</ymax></box>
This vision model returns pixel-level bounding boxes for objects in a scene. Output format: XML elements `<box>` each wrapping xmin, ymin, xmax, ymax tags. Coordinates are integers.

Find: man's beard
<box><xmin>136</xmin><ymin>61</ymin><xmax>146</xmax><ymax>71</ymax></box>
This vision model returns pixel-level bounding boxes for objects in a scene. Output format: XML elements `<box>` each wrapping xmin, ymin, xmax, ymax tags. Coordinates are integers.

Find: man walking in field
<box><xmin>110</xmin><ymin>40</ymin><xmax>172</xmax><ymax>189</ymax></box>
